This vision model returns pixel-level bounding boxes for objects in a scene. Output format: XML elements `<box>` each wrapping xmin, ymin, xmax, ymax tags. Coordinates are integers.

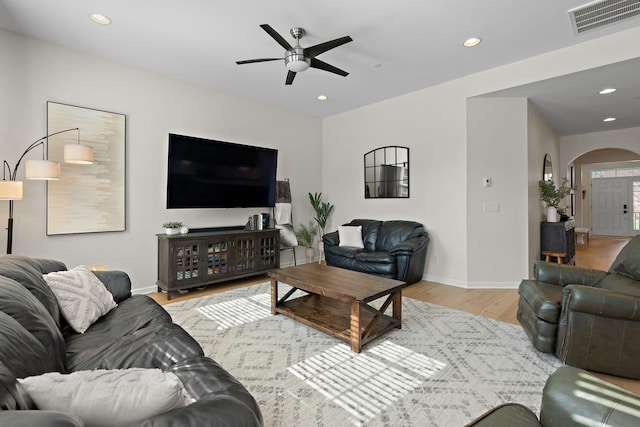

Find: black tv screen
<box><xmin>166</xmin><ymin>134</ymin><xmax>277</xmax><ymax>208</ymax></box>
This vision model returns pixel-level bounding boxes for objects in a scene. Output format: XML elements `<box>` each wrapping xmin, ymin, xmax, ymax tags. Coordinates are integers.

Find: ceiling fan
<box><xmin>236</xmin><ymin>24</ymin><xmax>353</xmax><ymax>85</ymax></box>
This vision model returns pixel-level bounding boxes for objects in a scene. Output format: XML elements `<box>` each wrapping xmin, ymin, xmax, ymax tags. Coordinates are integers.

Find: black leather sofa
<box><xmin>322</xmin><ymin>219</ymin><xmax>429</xmax><ymax>284</ymax></box>
<box><xmin>0</xmin><ymin>255</ymin><xmax>262</xmax><ymax>426</ymax></box>
<box><xmin>466</xmin><ymin>366</ymin><xmax>640</xmax><ymax>426</ymax></box>
<box><xmin>518</xmin><ymin>235</ymin><xmax>640</xmax><ymax>379</ymax></box>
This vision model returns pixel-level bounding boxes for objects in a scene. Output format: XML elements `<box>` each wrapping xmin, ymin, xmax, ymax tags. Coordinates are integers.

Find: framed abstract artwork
<box><xmin>46</xmin><ymin>101</ymin><xmax>126</xmax><ymax>235</ymax></box>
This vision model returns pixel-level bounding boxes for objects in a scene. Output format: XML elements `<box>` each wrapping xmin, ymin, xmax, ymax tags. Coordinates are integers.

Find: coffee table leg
<box><xmin>270</xmin><ymin>278</ymin><xmax>278</xmax><ymax>315</ymax></box>
<box><xmin>350</xmin><ymin>301</ymin><xmax>362</xmax><ymax>353</ymax></box>
<box><xmin>393</xmin><ymin>290</ymin><xmax>402</xmax><ymax>329</ymax></box>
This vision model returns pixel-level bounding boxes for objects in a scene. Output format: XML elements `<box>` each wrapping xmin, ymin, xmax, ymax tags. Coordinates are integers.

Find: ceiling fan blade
<box><xmin>285</xmin><ymin>71</ymin><xmax>296</xmax><ymax>85</ymax></box>
<box><xmin>260</xmin><ymin>24</ymin><xmax>293</xmax><ymax>51</ymax></box>
<box><xmin>306</xmin><ymin>36</ymin><xmax>353</xmax><ymax>57</ymax></box>
<box><xmin>310</xmin><ymin>58</ymin><xmax>349</xmax><ymax>77</ymax></box>
<box><xmin>236</xmin><ymin>58</ymin><xmax>281</xmax><ymax>65</ymax></box>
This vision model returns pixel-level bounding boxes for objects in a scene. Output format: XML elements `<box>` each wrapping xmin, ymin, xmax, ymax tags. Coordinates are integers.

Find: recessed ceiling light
<box><xmin>603</xmin><ymin>117</ymin><xmax>617</xmax><ymax>122</ymax></box>
<box><xmin>89</xmin><ymin>13</ymin><xmax>111</xmax><ymax>25</ymax></box>
<box><xmin>598</xmin><ymin>88</ymin><xmax>617</xmax><ymax>95</ymax></box>
<box><xmin>317</xmin><ymin>95</ymin><xmax>328</xmax><ymax>101</ymax></box>
<box><xmin>463</xmin><ymin>37</ymin><xmax>481</xmax><ymax>47</ymax></box>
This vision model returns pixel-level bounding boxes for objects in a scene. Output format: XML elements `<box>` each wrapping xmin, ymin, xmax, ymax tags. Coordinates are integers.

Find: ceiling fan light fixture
<box><xmin>285</xmin><ymin>50</ymin><xmax>310</xmax><ymax>72</ymax></box>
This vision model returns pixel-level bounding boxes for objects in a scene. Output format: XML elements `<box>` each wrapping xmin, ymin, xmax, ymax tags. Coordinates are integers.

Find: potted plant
<box><xmin>308</xmin><ymin>192</ymin><xmax>335</xmax><ymax>262</ymax></box>
<box><xmin>295</xmin><ymin>221</ymin><xmax>317</xmax><ymax>262</ymax></box>
<box><xmin>162</xmin><ymin>221</ymin><xmax>183</xmax><ymax>235</ymax></box>
<box><xmin>538</xmin><ymin>179</ymin><xmax>572</xmax><ymax>222</ymax></box>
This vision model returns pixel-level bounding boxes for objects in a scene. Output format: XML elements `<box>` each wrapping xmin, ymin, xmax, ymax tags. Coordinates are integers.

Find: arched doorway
<box><xmin>570</xmin><ymin>148</ymin><xmax>640</xmax><ymax>237</ymax></box>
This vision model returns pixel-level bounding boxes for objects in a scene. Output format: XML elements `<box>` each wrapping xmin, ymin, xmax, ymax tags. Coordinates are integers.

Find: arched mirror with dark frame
<box><xmin>543</xmin><ymin>153</ymin><xmax>553</xmax><ymax>182</ymax></box>
<box><xmin>364</xmin><ymin>146</ymin><xmax>409</xmax><ymax>198</ymax></box>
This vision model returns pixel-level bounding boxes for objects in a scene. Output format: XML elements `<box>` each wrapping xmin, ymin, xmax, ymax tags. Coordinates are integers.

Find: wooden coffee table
<box><xmin>268</xmin><ymin>263</ymin><xmax>405</xmax><ymax>353</ymax></box>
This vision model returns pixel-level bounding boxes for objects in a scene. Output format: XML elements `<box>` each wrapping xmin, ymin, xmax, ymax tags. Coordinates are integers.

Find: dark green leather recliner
<box><xmin>466</xmin><ymin>366</ymin><xmax>640</xmax><ymax>426</ymax></box>
<box><xmin>518</xmin><ymin>235</ymin><xmax>640</xmax><ymax>379</ymax></box>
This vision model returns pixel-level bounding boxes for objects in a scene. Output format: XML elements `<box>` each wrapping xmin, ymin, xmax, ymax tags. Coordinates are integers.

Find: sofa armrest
<box><xmin>557</xmin><ymin>285</ymin><xmax>640</xmax><ymax>378</ymax></box>
<box><xmin>540</xmin><ymin>366</ymin><xmax>640</xmax><ymax>426</ymax></box>
<box><xmin>464</xmin><ymin>403</ymin><xmax>541</xmax><ymax>427</ymax></box>
<box><xmin>561</xmin><ymin>284</ymin><xmax>640</xmax><ymax>320</ymax></box>
<box><xmin>92</xmin><ymin>270</ymin><xmax>132</xmax><ymax>304</ymax></box>
<box><xmin>322</xmin><ymin>231</ymin><xmax>340</xmax><ymax>247</ymax></box>
<box><xmin>534</xmin><ymin>261</ymin><xmax>607</xmax><ymax>286</ymax></box>
<box><xmin>142</xmin><ymin>395</ymin><xmax>262</xmax><ymax>427</ymax></box>
<box><xmin>388</xmin><ymin>236</ymin><xmax>428</xmax><ymax>256</ymax></box>
<box><xmin>0</xmin><ymin>410</ymin><xmax>84</xmax><ymax>426</ymax></box>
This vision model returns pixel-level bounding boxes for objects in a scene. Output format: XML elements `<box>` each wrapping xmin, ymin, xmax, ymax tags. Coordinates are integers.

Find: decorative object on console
<box><xmin>538</xmin><ymin>178</ymin><xmax>572</xmax><ymax>222</ymax></box>
<box><xmin>0</xmin><ymin>127</ymin><xmax>93</xmax><ymax>254</ymax></box>
<box><xmin>47</xmin><ymin>102</ymin><xmax>125</xmax><ymax>236</ymax></box>
<box><xmin>162</xmin><ymin>222</ymin><xmax>183</xmax><ymax>235</ymax></box>
<box><xmin>364</xmin><ymin>146</ymin><xmax>409</xmax><ymax>199</ymax></box>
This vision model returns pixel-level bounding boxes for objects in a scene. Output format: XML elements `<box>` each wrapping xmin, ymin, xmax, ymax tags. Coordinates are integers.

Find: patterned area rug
<box><xmin>164</xmin><ymin>282</ymin><xmax>560</xmax><ymax>426</ymax></box>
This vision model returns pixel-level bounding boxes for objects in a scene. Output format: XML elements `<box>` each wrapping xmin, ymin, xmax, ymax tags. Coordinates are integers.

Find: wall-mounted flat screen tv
<box><xmin>166</xmin><ymin>133</ymin><xmax>277</xmax><ymax>208</ymax></box>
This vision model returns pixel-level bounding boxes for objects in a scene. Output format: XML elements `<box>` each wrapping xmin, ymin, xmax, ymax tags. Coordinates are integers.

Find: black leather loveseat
<box><xmin>0</xmin><ymin>255</ymin><xmax>262</xmax><ymax>426</ymax></box>
<box><xmin>322</xmin><ymin>219</ymin><xmax>429</xmax><ymax>284</ymax></box>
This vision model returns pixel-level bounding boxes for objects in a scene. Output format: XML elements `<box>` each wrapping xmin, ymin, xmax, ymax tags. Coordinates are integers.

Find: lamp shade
<box><xmin>0</xmin><ymin>180</ymin><xmax>23</xmax><ymax>200</ymax></box>
<box><xmin>64</xmin><ymin>143</ymin><xmax>94</xmax><ymax>164</ymax></box>
<box><xmin>25</xmin><ymin>160</ymin><xmax>60</xmax><ymax>180</ymax></box>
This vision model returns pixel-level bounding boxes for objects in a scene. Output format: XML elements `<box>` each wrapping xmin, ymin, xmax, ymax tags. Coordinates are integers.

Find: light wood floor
<box><xmin>149</xmin><ymin>236</ymin><xmax>640</xmax><ymax>393</ymax></box>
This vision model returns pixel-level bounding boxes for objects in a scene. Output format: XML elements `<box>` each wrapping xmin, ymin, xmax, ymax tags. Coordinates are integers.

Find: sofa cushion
<box><xmin>43</xmin><ymin>266</ymin><xmax>117</xmax><ymax>334</ymax></box>
<box><xmin>0</xmin><ymin>255</ymin><xmax>65</xmax><ymax>327</ymax></box>
<box><xmin>608</xmin><ymin>235</ymin><xmax>640</xmax><ymax>280</ymax></box>
<box><xmin>0</xmin><ymin>277</ymin><xmax>66</xmax><ymax>369</ymax></box>
<box><xmin>66</xmin><ymin>295</ymin><xmax>202</xmax><ymax>371</ymax></box>
<box><xmin>375</xmin><ymin>220</ymin><xmax>423</xmax><ymax>251</ymax></box>
<box><xmin>518</xmin><ymin>280</ymin><xmax>564</xmax><ymax>323</ymax></box>
<box><xmin>19</xmin><ymin>368</ymin><xmax>192</xmax><ymax>427</ymax></box>
<box><xmin>347</xmin><ymin>219</ymin><xmax>382</xmax><ymax>251</ymax></box>
<box><xmin>0</xmin><ymin>312</ymin><xmax>64</xmax><ymax>378</ymax></box>
<box><xmin>338</xmin><ymin>225</ymin><xmax>364</xmax><ymax>248</ymax></box>
<box><xmin>354</xmin><ymin>251</ymin><xmax>395</xmax><ymax>264</ymax></box>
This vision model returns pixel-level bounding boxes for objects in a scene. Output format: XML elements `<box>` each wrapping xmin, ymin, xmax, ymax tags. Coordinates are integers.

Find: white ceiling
<box><xmin>1</xmin><ymin>0</ymin><xmax>640</xmax><ymax>135</ymax></box>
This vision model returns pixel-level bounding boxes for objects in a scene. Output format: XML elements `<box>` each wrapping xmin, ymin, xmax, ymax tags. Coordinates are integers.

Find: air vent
<box><xmin>569</xmin><ymin>0</ymin><xmax>640</xmax><ymax>34</ymax></box>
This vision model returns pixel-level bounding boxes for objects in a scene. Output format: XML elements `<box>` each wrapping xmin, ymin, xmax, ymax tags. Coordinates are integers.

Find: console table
<box><xmin>540</xmin><ymin>221</ymin><xmax>575</xmax><ymax>265</ymax></box>
<box><xmin>157</xmin><ymin>228</ymin><xmax>280</xmax><ymax>299</ymax></box>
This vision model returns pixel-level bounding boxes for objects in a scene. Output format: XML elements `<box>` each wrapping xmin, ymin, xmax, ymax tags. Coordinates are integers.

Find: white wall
<box><xmin>466</xmin><ymin>97</ymin><xmax>528</xmax><ymax>287</ymax></box>
<box><xmin>323</xmin><ymin>25</ymin><xmax>640</xmax><ymax>287</ymax></box>
<box><xmin>527</xmin><ymin>103</ymin><xmax>561</xmax><ymax>277</ymax></box>
<box><xmin>0</xmin><ymin>29</ymin><xmax>322</xmax><ymax>293</ymax></box>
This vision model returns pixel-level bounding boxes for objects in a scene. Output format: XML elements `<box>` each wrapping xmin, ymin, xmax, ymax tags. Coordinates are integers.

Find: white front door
<box><xmin>632</xmin><ymin>180</ymin><xmax>640</xmax><ymax>236</ymax></box>
<box><xmin>591</xmin><ymin>178</ymin><xmax>629</xmax><ymax>236</ymax></box>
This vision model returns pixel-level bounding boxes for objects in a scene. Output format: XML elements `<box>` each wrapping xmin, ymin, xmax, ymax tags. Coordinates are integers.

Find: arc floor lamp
<box><xmin>0</xmin><ymin>127</ymin><xmax>94</xmax><ymax>254</ymax></box>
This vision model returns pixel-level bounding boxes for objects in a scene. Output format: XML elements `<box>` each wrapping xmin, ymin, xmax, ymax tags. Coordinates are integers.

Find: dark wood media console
<box><xmin>157</xmin><ymin>227</ymin><xmax>280</xmax><ymax>300</ymax></box>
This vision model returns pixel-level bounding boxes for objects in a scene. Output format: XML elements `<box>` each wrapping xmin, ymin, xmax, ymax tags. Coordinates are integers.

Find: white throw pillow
<box><xmin>43</xmin><ymin>265</ymin><xmax>117</xmax><ymax>333</ymax></box>
<box><xmin>338</xmin><ymin>225</ymin><xmax>364</xmax><ymax>248</ymax></box>
<box><xmin>19</xmin><ymin>368</ymin><xmax>193</xmax><ymax>427</ymax></box>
